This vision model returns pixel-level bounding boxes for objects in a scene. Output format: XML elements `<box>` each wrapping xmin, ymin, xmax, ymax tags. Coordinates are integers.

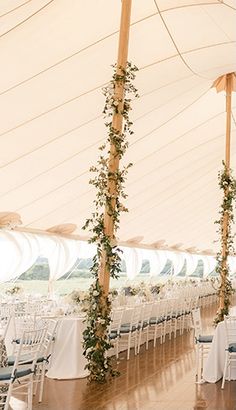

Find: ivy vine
<box><xmin>82</xmin><ymin>62</ymin><xmax>138</xmax><ymax>382</ymax></box>
<box><xmin>214</xmin><ymin>161</ymin><xmax>236</xmax><ymax>325</ymax></box>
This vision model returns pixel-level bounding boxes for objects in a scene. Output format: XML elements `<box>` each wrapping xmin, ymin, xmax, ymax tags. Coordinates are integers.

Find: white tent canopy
<box><xmin>0</xmin><ymin>1</ymin><xmax>235</xmax><ymax>254</ymax></box>
<box><xmin>1</xmin><ymin>228</ymin><xmax>235</xmax><ymax>283</ymax></box>
<box><xmin>0</xmin><ymin>230</ymin><xmax>221</xmax><ymax>283</ymax></box>
<box><xmin>0</xmin><ymin>229</ymin><xmax>79</xmax><ymax>283</ymax></box>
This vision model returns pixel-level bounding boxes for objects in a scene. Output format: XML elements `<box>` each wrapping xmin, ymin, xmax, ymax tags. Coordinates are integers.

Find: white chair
<box><xmin>0</xmin><ymin>327</ymin><xmax>47</xmax><ymax>410</ymax></box>
<box><xmin>181</xmin><ymin>298</ymin><xmax>194</xmax><ymax>334</ymax></box>
<box><xmin>171</xmin><ymin>299</ymin><xmax>183</xmax><ymax>338</ymax></box>
<box><xmin>149</xmin><ymin>301</ymin><xmax>164</xmax><ymax>347</ymax></box>
<box><xmin>108</xmin><ymin>308</ymin><xmax>124</xmax><ymax>359</ymax></box>
<box><xmin>192</xmin><ymin>308</ymin><xmax>213</xmax><ymax>381</ymax></box>
<box><xmin>35</xmin><ymin>319</ymin><xmax>59</xmax><ymax>402</ymax></box>
<box><xmin>221</xmin><ymin>315</ymin><xmax>236</xmax><ymax>389</ymax></box>
<box><xmin>163</xmin><ymin>299</ymin><xmax>175</xmax><ymax>342</ymax></box>
<box><xmin>137</xmin><ymin>303</ymin><xmax>153</xmax><ymax>353</ymax></box>
<box><xmin>119</xmin><ymin>306</ymin><xmax>141</xmax><ymax>360</ymax></box>
<box><xmin>0</xmin><ymin>306</ymin><xmax>13</xmax><ymax>338</ymax></box>
<box><xmin>6</xmin><ymin>319</ymin><xmax>58</xmax><ymax>403</ymax></box>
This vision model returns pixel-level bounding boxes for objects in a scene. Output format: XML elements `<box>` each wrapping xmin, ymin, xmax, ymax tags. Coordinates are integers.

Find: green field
<box><xmin>0</xmin><ymin>273</ymin><xmax>165</xmax><ymax>297</ymax></box>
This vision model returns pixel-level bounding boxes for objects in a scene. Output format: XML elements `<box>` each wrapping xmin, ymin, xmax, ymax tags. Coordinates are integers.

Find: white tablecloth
<box><xmin>203</xmin><ymin>319</ymin><xmax>236</xmax><ymax>383</ymax></box>
<box><xmin>46</xmin><ymin>316</ymin><xmax>89</xmax><ymax>380</ymax></box>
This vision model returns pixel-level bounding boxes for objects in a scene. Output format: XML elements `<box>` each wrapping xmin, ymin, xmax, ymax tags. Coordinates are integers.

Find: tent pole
<box><xmin>98</xmin><ymin>0</ymin><xmax>132</xmax><ymax>295</ymax></box>
<box><xmin>219</xmin><ymin>73</ymin><xmax>232</xmax><ymax>310</ymax></box>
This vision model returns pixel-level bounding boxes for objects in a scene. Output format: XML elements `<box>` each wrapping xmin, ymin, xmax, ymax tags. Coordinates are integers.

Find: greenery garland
<box><xmin>82</xmin><ymin>62</ymin><xmax>138</xmax><ymax>382</ymax></box>
<box><xmin>214</xmin><ymin>161</ymin><xmax>236</xmax><ymax>325</ymax></box>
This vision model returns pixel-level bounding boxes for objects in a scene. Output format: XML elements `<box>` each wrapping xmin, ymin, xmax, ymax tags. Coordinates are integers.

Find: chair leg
<box><xmin>163</xmin><ymin>322</ymin><xmax>166</xmax><ymax>343</ymax></box>
<box><xmin>33</xmin><ymin>368</ymin><xmax>41</xmax><ymax>396</ymax></box>
<box><xmin>116</xmin><ymin>339</ymin><xmax>119</xmax><ymax>359</ymax></box>
<box><xmin>160</xmin><ymin>325</ymin><xmax>163</xmax><ymax>344</ymax></box>
<box><xmin>4</xmin><ymin>383</ymin><xmax>13</xmax><ymax>410</ymax></box>
<box><xmin>39</xmin><ymin>362</ymin><xmax>46</xmax><ymax>403</ymax></box>
<box><xmin>127</xmin><ymin>335</ymin><xmax>131</xmax><ymax>360</ymax></box>
<box><xmin>153</xmin><ymin>326</ymin><xmax>157</xmax><ymax>347</ymax></box>
<box><xmin>174</xmin><ymin>320</ymin><xmax>177</xmax><ymax>338</ymax></box>
<box><xmin>137</xmin><ymin>331</ymin><xmax>141</xmax><ymax>354</ymax></box>
<box><xmin>28</xmin><ymin>374</ymin><xmax>33</xmax><ymax>410</ymax></box>
<box><xmin>200</xmin><ymin>345</ymin><xmax>204</xmax><ymax>379</ymax></box>
<box><xmin>135</xmin><ymin>332</ymin><xmax>139</xmax><ymax>355</ymax></box>
<box><xmin>221</xmin><ymin>352</ymin><xmax>229</xmax><ymax>389</ymax></box>
<box><xmin>146</xmin><ymin>329</ymin><xmax>149</xmax><ymax>350</ymax></box>
<box><xmin>195</xmin><ymin>344</ymin><xmax>199</xmax><ymax>381</ymax></box>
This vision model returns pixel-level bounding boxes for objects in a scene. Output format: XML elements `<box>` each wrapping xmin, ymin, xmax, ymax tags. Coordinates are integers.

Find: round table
<box><xmin>203</xmin><ymin>318</ymin><xmax>236</xmax><ymax>383</ymax></box>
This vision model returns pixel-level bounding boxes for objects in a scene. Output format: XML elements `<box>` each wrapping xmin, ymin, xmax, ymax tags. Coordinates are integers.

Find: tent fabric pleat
<box><xmin>0</xmin><ymin>0</ymin><xmax>235</xmax><ymax>252</ymax></box>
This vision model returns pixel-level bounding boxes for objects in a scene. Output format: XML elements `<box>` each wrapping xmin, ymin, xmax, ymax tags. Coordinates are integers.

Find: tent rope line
<box><xmin>120</xmin><ymin>139</ymin><xmax>236</xmax><ymax>228</ymax></box>
<box><xmin>129</xmin><ymin>108</ymin><xmax>236</xmax><ymax>170</ymax></box>
<box><xmin>221</xmin><ymin>0</ymin><xmax>236</xmax><ymax>11</ymax></box>
<box><xmin>126</xmin><ymin>175</ymin><xmax>228</xmax><ymax>240</ymax></box>
<box><xmin>2</xmin><ymin>129</ymin><xmax>236</xmax><ymax>233</ymax></box>
<box><xmin>0</xmin><ymin>1</ymin><xmax>223</xmax><ymax>97</ymax></box>
<box><xmin>0</xmin><ymin>75</ymin><xmax>208</xmax><ymax>170</ymax></box>
<box><xmin>0</xmin><ymin>80</ymin><xmax>211</xmax><ymax>170</ymax></box>
<box><xmin>23</xmin><ymin>187</ymin><xmax>94</xmax><ymax>227</ymax></box>
<box><xmin>142</xmin><ymin>40</ymin><xmax>235</xmax><ymax>72</ymax></box>
<box><xmin>123</xmin><ymin>179</ymin><xmax>236</xmax><ymax>242</ymax></box>
<box><xmin>202</xmin><ymin>3</ymin><xmax>234</xmax><ymax>42</ymax></box>
<box><xmin>0</xmin><ymin>88</ymin><xmax>219</xmax><ymax>205</ymax></box>
<box><xmin>232</xmin><ymin>111</ymin><xmax>236</xmax><ymax>127</ymax></box>
<box><xmin>132</xmin><ymin>80</ymin><xmax>209</xmax><ymax>123</ymax></box>
<box><xmin>0</xmin><ymin>88</ymin><xmax>217</xmax><ymax>200</ymax></box>
<box><xmin>0</xmin><ymin>0</ymin><xmax>55</xmax><ymax>39</ymax></box>
<box><xmin>0</xmin><ymin>114</ymin><xmax>103</xmax><ymax>169</ymax></box>
<box><xmin>126</xmin><ymin>149</ymin><xmax>230</xmax><ymax>205</ymax></box>
<box><xmin>129</xmin><ymin>86</ymin><xmax>211</xmax><ymax>147</ymax></box>
<box><xmin>0</xmin><ymin>83</ymin><xmax>107</xmax><ymax>138</ymax></box>
<box><xmin>0</xmin><ymin>74</ymin><xmax>198</xmax><ymax>169</ymax></box>
<box><xmin>58</xmin><ymin>171</ymin><xmax>222</xmax><ymax>234</ymax></box>
<box><xmin>154</xmin><ymin>0</ymin><xmax>215</xmax><ymax>81</ymax></box>
<box><xmin>0</xmin><ymin>41</ymin><xmax>234</xmax><ymax>140</ymax></box>
<box><xmin>120</xmin><ymin>157</ymin><xmax>230</xmax><ymax>230</ymax></box>
<box><xmin>1</xmin><ymin>107</ymin><xmax>235</xmax><ymax>215</ymax></box>
<box><xmin>0</xmin><ymin>0</ymin><xmax>33</xmax><ymax>19</ymax></box>
<box><xmin>22</xmin><ymin>136</ymin><xmax>233</xmax><ymax>230</ymax></box>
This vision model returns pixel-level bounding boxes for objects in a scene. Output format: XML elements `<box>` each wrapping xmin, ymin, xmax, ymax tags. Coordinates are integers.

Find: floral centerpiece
<box><xmin>5</xmin><ymin>284</ymin><xmax>23</xmax><ymax>296</ymax></box>
<box><xmin>122</xmin><ymin>285</ymin><xmax>138</xmax><ymax>296</ymax></box>
<box><xmin>150</xmin><ymin>284</ymin><xmax>162</xmax><ymax>295</ymax></box>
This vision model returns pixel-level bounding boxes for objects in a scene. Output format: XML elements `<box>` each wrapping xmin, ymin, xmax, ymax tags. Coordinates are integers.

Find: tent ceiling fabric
<box><xmin>0</xmin><ymin>0</ymin><xmax>236</xmax><ymax>253</ymax></box>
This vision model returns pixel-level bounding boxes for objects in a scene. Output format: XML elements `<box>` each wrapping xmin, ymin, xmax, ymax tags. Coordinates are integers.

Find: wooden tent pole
<box><xmin>219</xmin><ymin>73</ymin><xmax>232</xmax><ymax>310</ymax></box>
<box><xmin>98</xmin><ymin>0</ymin><xmax>132</xmax><ymax>294</ymax></box>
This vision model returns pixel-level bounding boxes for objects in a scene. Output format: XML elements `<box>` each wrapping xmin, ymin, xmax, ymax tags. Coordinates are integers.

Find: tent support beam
<box><xmin>219</xmin><ymin>73</ymin><xmax>232</xmax><ymax>310</ymax></box>
<box><xmin>98</xmin><ymin>0</ymin><xmax>132</xmax><ymax>295</ymax></box>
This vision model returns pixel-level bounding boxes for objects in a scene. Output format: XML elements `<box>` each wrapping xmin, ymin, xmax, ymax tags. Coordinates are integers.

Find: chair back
<box><xmin>150</xmin><ymin>301</ymin><xmax>161</xmax><ymax>323</ymax></box>
<box><xmin>140</xmin><ymin>303</ymin><xmax>153</xmax><ymax>324</ymax></box>
<box><xmin>0</xmin><ymin>304</ymin><xmax>13</xmax><ymax>322</ymax></box>
<box><xmin>13</xmin><ymin>327</ymin><xmax>48</xmax><ymax>372</ymax></box>
<box><xmin>12</xmin><ymin>312</ymin><xmax>36</xmax><ymax>340</ymax></box>
<box><xmin>159</xmin><ymin>299</ymin><xmax>167</xmax><ymax>318</ymax></box>
<box><xmin>192</xmin><ymin>308</ymin><xmax>202</xmax><ymax>338</ymax></box>
<box><xmin>224</xmin><ymin>315</ymin><xmax>236</xmax><ymax>347</ymax></box>
<box><xmin>130</xmin><ymin>305</ymin><xmax>142</xmax><ymax>329</ymax></box>
<box><xmin>109</xmin><ymin>308</ymin><xmax>124</xmax><ymax>334</ymax></box>
<box><xmin>41</xmin><ymin>319</ymin><xmax>58</xmax><ymax>360</ymax></box>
